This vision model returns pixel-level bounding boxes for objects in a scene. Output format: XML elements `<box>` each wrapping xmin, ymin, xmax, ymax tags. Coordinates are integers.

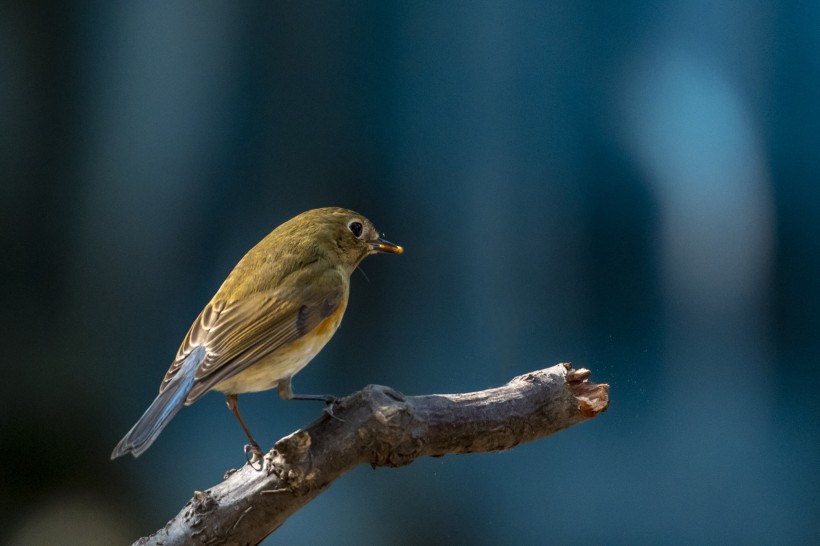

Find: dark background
<box><xmin>2</xmin><ymin>2</ymin><xmax>819</xmax><ymax>544</ymax></box>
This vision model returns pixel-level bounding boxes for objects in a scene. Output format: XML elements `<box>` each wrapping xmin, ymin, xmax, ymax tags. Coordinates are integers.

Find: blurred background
<box><xmin>2</xmin><ymin>1</ymin><xmax>818</xmax><ymax>544</ymax></box>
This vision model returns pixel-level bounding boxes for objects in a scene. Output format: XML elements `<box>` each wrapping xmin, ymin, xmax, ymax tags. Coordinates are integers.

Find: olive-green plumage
<box><xmin>111</xmin><ymin>207</ymin><xmax>402</xmax><ymax>460</ymax></box>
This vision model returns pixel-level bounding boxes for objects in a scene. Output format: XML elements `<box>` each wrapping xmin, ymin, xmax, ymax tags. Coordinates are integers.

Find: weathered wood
<box><xmin>136</xmin><ymin>362</ymin><xmax>609</xmax><ymax>545</ymax></box>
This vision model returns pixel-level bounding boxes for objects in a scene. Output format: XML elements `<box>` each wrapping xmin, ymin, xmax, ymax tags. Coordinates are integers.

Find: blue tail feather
<box><xmin>111</xmin><ymin>347</ymin><xmax>205</xmax><ymax>459</ymax></box>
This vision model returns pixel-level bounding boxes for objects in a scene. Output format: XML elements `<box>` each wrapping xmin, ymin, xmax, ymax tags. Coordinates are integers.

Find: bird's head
<box><xmin>289</xmin><ymin>207</ymin><xmax>403</xmax><ymax>272</ymax></box>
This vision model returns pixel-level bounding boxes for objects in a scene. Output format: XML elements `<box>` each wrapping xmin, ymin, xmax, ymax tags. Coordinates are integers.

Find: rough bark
<box><xmin>135</xmin><ymin>362</ymin><xmax>609</xmax><ymax>545</ymax></box>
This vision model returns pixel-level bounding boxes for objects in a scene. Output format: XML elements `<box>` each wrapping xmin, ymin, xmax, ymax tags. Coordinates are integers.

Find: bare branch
<box><xmin>135</xmin><ymin>362</ymin><xmax>609</xmax><ymax>545</ymax></box>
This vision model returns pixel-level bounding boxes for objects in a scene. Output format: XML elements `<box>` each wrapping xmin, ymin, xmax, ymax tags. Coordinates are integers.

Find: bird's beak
<box><xmin>372</xmin><ymin>237</ymin><xmax>404</xmax><ymax>255</ymax></box>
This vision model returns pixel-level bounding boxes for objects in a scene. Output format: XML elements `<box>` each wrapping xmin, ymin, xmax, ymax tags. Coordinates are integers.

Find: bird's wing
<box><xmin>160</xmin><ymin>269</ymin><xmax>345</xmax><ymax>403</ymax></box>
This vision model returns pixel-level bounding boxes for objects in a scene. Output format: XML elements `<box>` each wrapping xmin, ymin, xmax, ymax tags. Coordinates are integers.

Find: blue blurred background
<box><xmin>2</xmin><ymin>1</ymin><xmax>819</xmax><ymax>544</ymax></box>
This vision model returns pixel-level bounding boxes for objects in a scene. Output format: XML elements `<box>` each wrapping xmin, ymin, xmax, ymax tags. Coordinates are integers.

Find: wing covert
<box><xmin>160</xmin><ymin>268</ymin><xmax>346</xmax><ymax>402</ymax></box>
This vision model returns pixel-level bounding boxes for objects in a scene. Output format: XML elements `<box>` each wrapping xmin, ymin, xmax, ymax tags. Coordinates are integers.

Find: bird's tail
<box><xmin>111</xmin><ymin>347</ymin><xmax>205</xmax><ymax>459</ymax></box>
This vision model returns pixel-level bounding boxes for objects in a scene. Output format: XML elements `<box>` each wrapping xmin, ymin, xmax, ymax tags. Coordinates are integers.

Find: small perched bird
<box><xmin>111</xmin><ymin>207</ymin><xmax>403</xmax><ymax>462</ymax></box>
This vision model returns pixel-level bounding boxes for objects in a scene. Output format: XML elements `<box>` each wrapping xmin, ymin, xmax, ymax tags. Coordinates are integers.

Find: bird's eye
<box><xmin>348</xmin><ymin>220</ymin><xmax>364</xmax><ymax>238</ymax></box>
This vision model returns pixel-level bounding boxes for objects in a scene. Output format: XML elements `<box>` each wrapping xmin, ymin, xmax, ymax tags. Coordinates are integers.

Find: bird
<box><xmin>111</xmin><ymin>207</ymin><xmax>403</xmax><ymax>463</ymax></box>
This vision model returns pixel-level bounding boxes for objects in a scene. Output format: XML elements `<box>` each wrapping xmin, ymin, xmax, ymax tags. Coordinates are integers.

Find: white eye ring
<box><xmin>347</xmin><ymin>219</ymin><xmax>364</xmax><ymax>239</ymax></box>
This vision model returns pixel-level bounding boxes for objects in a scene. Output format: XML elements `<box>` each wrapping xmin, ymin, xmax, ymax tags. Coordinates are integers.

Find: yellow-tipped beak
<box><xmin>373</xmin><ymin>238</ymin><xmax>404</xmax><ymax>255</ymax></box>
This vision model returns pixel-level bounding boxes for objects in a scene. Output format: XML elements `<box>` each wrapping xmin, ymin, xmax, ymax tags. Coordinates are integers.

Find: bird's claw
<box><xmin>245</xmin><ymin>444</ymin><xmax>264</xmax><ymax>471</ymax></box>
<box><xmin>324</xmin><ymin>398</ymin><xmax>346</xmax><ymax>422</ymax></box>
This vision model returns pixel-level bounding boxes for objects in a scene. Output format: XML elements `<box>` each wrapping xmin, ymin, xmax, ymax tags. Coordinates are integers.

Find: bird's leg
<box><xmin>225</xmin><ymin>394</ymin><xmax>263</xmax><ymax>469</ymax></box>
<box><xmin>277</xmin><ymin>376</ymin><xmax>336</xmax><ymax>404</ymax></box>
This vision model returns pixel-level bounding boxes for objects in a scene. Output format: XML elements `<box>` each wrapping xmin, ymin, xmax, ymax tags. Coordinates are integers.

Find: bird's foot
<box><xmin>244</xmin><ymin>443</ymin><xmax>264</xmax><ymax>471</ymax></box>
<box><xmin>323</xmin><ymin>398</ymin><xmax>346</xmax><ymax>423</ymax></box>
